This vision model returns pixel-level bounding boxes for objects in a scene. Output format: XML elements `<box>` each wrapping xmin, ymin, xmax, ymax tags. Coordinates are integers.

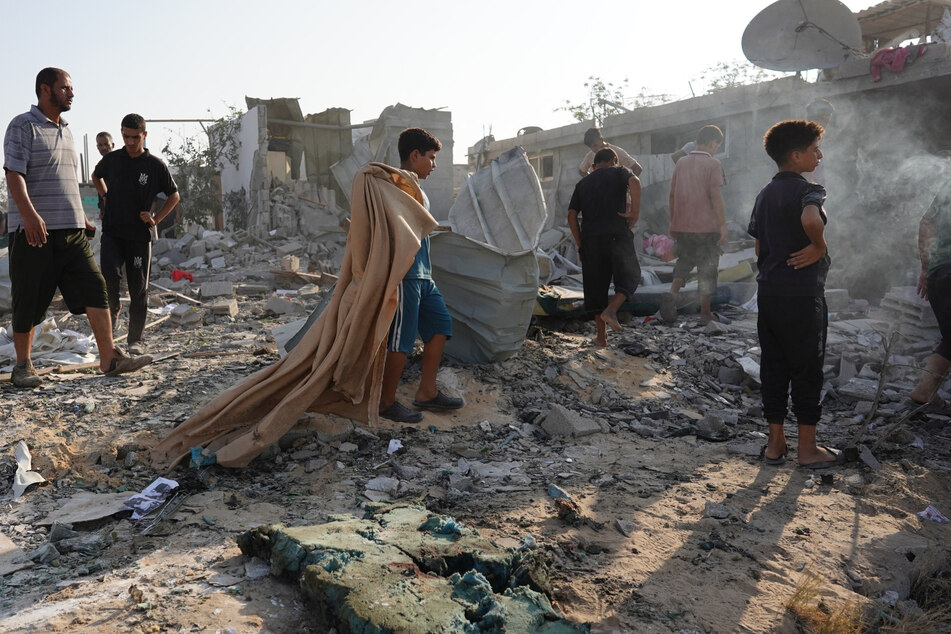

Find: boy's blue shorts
<box><xmin>387</xmin><ymin>278</ymin><xmax>452</xmax><ymax>354</ymax></box>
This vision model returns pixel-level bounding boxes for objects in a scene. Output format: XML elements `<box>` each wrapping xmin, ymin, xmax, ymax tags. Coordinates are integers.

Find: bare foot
<box><xmin>593</xmin><ymin>336</ymin><xmax>607</xmax><ymax>348</ymax></box>
<box><xmin>601</xmin><ymin>311</ymin><xmax>622</xmax><ymax>332</ymax></box>
<box><xmin>700</xmin><ymin>312</ymin><xmax>716</xmax><ymax>324</ymax></box>
<box><xmin>798</xmin><ymin>445</ymin><xmax>839</xmax><ymax>466</ymax></box>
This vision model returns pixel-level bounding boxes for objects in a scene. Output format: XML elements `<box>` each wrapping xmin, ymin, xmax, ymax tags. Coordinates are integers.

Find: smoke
<box><xmin>822</xmin><ymin>90</ymin><xmax>951</xmax><ymax>301</ymax></box>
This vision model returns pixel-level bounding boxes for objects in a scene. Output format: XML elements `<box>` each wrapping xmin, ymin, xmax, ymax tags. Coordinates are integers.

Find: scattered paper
<box><xmin>13</xmin><ymin>441</ymin><xmax>46</xmax><ymax>498</ymax></box>
<box><xmin>387</xmin><ymin>439</ymin><xmax>403</xmax><ymax>455</ymax></box>
<box><xmin>917</xmin><ymin>505</ymin><xmax>950</xmax><ymax>522</ymax></box>
<box><xmin>124</xmin><ymin>477</ymin><xmax>179</xmax><ymax>520</ymax></box>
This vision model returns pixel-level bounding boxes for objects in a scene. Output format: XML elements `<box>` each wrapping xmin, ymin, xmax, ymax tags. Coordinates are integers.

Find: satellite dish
<box><xmin>742</xmin><ymin>0</ymin><xmax>862</xmax><ymax>71</ymax></box>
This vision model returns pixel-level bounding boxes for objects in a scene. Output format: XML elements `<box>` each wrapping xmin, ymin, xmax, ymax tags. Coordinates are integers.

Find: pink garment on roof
<box><xmin>870</xmin><ymin>45</ymin><xmax>927</xmax><ymax>82</ymax></box>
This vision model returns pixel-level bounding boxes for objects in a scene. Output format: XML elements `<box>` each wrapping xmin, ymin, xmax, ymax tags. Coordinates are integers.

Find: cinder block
<box><xmin>201</xmin><ymin>281</ymin><xmax>234</xmax><ymax>298</ymax></box>
<box><xmin>210</xmin><ymin>297</ymin><xmax>239</xmax><ymax>317</ymax></box>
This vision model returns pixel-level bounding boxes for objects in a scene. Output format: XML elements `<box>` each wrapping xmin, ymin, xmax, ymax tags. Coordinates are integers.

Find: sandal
<box><xmin>799</xmin><ymin>445</ymin><xmax>845</xmax><ymax>470</ymax></box>
<box><xmin>760</xmin><ymin>444</ymin><xmax>788</xmax><ymax>466</ymax></box>
<box><xmin>412</xmin><ymin>391</ymin><xmax>464</xmax><ymax>411</ymax></box>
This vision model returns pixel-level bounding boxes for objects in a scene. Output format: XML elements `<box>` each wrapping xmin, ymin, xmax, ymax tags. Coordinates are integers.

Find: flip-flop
<box><xmin>412</xmin><ymin>391</ymin><xmax>464</xmax><ymax>411</ymax></box>
<box><xmin>760</xmin><ymin>444</ymin><xmax>787</xmax><ymax>466</ymax></box>
<box><xmin>799</xmin><ymin>445</ymin><xmax>844</xmax><ymax>470</ymax></box>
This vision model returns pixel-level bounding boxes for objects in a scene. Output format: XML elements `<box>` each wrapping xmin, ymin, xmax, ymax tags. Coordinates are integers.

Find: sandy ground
<box><xmin>1</xmin><ymin>301</ymin><xmax>951</xmax><ymax>633</ymax></box>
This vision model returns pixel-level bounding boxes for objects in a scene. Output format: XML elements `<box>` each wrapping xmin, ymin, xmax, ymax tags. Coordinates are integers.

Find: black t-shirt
<box><xmin>94</xmin><ymin>148</ymin><xmax>178</xmax><ymax>242</ymax></box>
<box><xmin>568</xmin><ymin>166</ymin><xmax>634</xmax><ymax>238</ymax></box>
<box><xmin>747</xmin><ymin>171</ymin><xmax>830</xmax><ymax>297</ymax></box>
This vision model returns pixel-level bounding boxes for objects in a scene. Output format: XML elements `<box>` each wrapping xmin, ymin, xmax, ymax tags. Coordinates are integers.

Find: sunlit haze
<box><xmin>0</xmin><ymin>0</ymin><xmax>877</xmax><ymax>165</ymax></box>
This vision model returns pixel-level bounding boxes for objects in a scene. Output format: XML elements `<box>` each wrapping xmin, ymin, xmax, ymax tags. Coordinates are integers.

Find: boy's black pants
<box><xmin>757</xmin><ymin>294</ymin><xmax>827</xmax><ymax>426</ymax></box>
<box><xmin>100</xmin><ymin>233</ymin><xmax>151</xmax><ymax>345</ymax></box>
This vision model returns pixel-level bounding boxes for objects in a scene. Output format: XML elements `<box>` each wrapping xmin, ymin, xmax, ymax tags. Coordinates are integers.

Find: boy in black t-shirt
<box><xmin>748</xmin><ymin>120</ymin><xmax>842</xmax><ymax>469</ymax></box>
<box><xmin>567</xmin><ymin>148</ymin><xmax>642</xmax><ymax>347</ymax></box>
<box><xmin>92</xmin><ymin>114</ymin><xmax>179</xmax><ymax>354</ymax></box>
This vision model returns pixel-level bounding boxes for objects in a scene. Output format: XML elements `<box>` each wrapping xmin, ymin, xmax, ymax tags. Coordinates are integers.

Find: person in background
<box><xmin>95</xmin><ymin>131</ymin><xmax>114</xmax><ymax>157</ymax></box>
<box><xmin>579</xmin><ymin>127</ymin><xmax>642</xmax><ymax>177</ymax></box>
<box><xmin>910</xmin><ymin>177</ymin><xmax>951</xmax><ymax>405</ymax></box>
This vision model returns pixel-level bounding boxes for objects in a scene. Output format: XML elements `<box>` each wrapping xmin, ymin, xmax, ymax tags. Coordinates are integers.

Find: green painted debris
<box><xmin>237</xmin><ymin>503</ymin><xmax>585</xmax><ymax>633</ymax></box>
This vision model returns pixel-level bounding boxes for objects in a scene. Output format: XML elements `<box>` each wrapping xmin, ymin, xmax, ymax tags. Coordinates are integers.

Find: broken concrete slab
<box><xmin>838</xmin><ymin>378</ymin><xmax>880</xmax><ymax>401</ymax></box>
<box><xmin>200</xmin><ymin>281</ymin><xmax>234</xmax><ymax>298</ymax></box>
<box><xmin>265</xmin><ymin>295</ymin><xmax>303</xmax><ymax>315</ymax></box>
<box><xmin>209</xmin><ymin>298</ymin><xmax>239</xmax><ymax>317</ymax></box>
<box><xmin>540</xmin><ymin>404</ymin><xmax>600</xmax><ymax>438</ymax></box>
<box><xmin>236</xmin><ymin>503</ymin><xmax>580</xmax><ymax>633</ymax></box>
<box><xmin>38</xmin><ymin>492</ymin><xmax>133</xmax><ymax>527</ymax></box>
<box><xmin>169</xmin><ymin>304</ymin><xmax>204</xmax><ymax>327</ymax></box>
<box><xmin>0</xmin><ymin>533</ymin><xmax>31</xmax><ymax>576</ymax></box>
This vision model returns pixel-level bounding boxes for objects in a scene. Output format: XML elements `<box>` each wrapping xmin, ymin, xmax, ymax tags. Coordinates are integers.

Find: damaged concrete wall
<box><xmin>475</xmin><ymin>45</ymin><xmax>951</xmax><ymax>301</ymax></box>
<box><xmin>364</xmin><ymin>103</ymin><xmax>454</xmax><ymax>220</ymax></box>
<box><xmin>219</xmin><ymin>106</ymin><xmax>268</xmax><ymax>231</ymax></box>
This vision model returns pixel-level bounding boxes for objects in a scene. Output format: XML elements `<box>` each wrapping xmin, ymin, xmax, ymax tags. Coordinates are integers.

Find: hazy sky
<box><xmin>0</xmin><ymin>0</ymin><xmax>875</xmax><ymax>166</ymax></box>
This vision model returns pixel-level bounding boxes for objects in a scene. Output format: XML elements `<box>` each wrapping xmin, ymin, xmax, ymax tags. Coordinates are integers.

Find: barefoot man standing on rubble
<box><xmin>568</xmin><ymin>147</ymin><xmax>642</xmax><ymax>347</ymax></box>
<box><xmin>3</xmin><ymin>68</ymin><xmax>152</xmax><ymax>387</ymax></box>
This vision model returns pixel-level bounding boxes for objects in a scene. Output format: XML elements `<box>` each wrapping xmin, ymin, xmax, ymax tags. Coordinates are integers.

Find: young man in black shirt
<box><xmin>748</xmin><ymin>120</ymin><xmax>841</xmax><ymax>469</ymax></box>
<box><xmin>92</xmin><ymin>114</ymin><xmax>180</xmax><ymax>354</ymax></box>
<box><xmin>567</xmin><ymin>148</ymin><xmax>642</xmax><ymax>347</ymax></box>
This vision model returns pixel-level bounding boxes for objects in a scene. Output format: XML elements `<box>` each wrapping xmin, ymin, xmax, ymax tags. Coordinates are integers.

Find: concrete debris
<box><xmin>539</xmin><ymin>404</ymin><xmax>601</xmax><ymax>438</ymax></box>
<box><xmin>201</xmin><ymin>281</ymin><xmax>234</xmax><ymax>298</ymax></box>
<box><xmin>265</xmin><ymin>294</ymin><xmax>303</xmax><ymax>315</ymax></box>
<box><xmin>169</xmin><ymin>304</ymin><xmax>204</xmax><ymax>327</ymax></box>
<box><xmin>209</xmin><ymin>298</ymin><xmax>239</xmax><ymax>317</ymax></box>
<box><xmin>236</xmin><ymin>504</ymin><xmax>580</xmax><ymax>633</ymax></box>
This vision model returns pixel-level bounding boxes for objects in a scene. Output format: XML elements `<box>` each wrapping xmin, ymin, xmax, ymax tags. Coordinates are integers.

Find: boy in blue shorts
<box><xmin>379</xmin><ymin>128</ymin><xmax>464</xmax><ymax>423</ymax></box>
<box><xmin>748</xmin><ymin>120</ymin><xmax>842</xmax><ymax>469</ymax></box>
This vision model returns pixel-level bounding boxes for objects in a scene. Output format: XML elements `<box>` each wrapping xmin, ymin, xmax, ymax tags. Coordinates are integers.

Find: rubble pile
<box><xmin>1</xmin><ymin>232</ymin><xmax>951</xmax><ymax>631</ymax></box>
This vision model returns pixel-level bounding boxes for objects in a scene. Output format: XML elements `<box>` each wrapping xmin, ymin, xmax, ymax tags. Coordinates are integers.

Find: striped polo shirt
<box><xmin>3</xmin><ymin>105</ymin><xmax>85</xmax><ymax>232</ymax></box>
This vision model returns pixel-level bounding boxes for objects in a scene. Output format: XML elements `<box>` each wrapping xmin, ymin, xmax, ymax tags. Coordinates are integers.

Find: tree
<box><xmin>694</xmin><ymin>59</ymin><xmax>788</xmax><ymax>93</ymax></box>
<box><xmin>557</xmin><ymin>76</ymin><xmax>673</xmax><ymax>125</ymax></box>
<box><xmin>162</xmin><ymin>107</ymin><xmax>241</xmax><ymax>227</ymax></box>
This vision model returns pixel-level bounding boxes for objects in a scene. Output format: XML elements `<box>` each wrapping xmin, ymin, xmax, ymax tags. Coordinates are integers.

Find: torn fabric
<box><xmin>149</xmin><ymin>163</ymin><xmax>437</xmax><ymax>469</ymax></box>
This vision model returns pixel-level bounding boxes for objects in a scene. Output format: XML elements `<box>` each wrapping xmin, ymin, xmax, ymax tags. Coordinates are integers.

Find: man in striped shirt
<box><xmin>3</xmin><ymin>67</ymin><xmax>151</xmax><ymax>387</ymax></box>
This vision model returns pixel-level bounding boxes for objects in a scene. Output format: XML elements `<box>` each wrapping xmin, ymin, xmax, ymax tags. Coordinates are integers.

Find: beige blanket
<box><xmin>149</xmin><ymin>163</ymin><xmax>438</xmax><ymax>470</ymax></box>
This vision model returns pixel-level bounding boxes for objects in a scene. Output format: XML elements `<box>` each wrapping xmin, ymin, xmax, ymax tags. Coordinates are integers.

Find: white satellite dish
<box><xmin>742</xmin><ymin>0</ymin><xmax>862</xmax><ymax>71</ymax></box>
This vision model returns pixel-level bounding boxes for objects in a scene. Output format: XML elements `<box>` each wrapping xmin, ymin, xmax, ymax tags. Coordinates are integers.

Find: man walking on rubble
<box><xmin>93</xmin><ymin>114</ymin><xmax>180</xmax><ymax>355</ymax></box>
<box><xmin>660</xmin><ymin>125</ymin><xmax>727</xmax><ymax>324</ymax></box>
<box><xmin>910</xmin><ymin>177</ymin><xmax>951</xmax><ymax>405</ymax></box>
<box><xmin>568</xmin><ymin>147</ymin><xmax>642</xmax><ymax>347</ymax></box>
<box><xmin>3</xmin><ymin>68</ymin><xmax>152</xmax><ymax>387</ymax></box>
<box><xmin>378</xmin><ymin>127</ymin><xmax>464</xmax><ymax>423</ymax></box>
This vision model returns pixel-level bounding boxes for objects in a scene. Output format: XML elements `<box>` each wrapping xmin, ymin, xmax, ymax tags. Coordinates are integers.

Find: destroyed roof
<box><xmin>856</xmin><ymin>0</ymin><xmax>951</xmax><ymax>44</ymax></box>
<box><xmin>245</xmin><ymin>97</ymin><xmax>304</xmax><ymax>122</ymax></box>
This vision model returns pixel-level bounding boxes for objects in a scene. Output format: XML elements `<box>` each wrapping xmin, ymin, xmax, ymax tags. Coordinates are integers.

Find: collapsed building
<box><xmin>470</xmin><ymin>0</ymin><xmax>951</xmax><ymax>303</ymax></box>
